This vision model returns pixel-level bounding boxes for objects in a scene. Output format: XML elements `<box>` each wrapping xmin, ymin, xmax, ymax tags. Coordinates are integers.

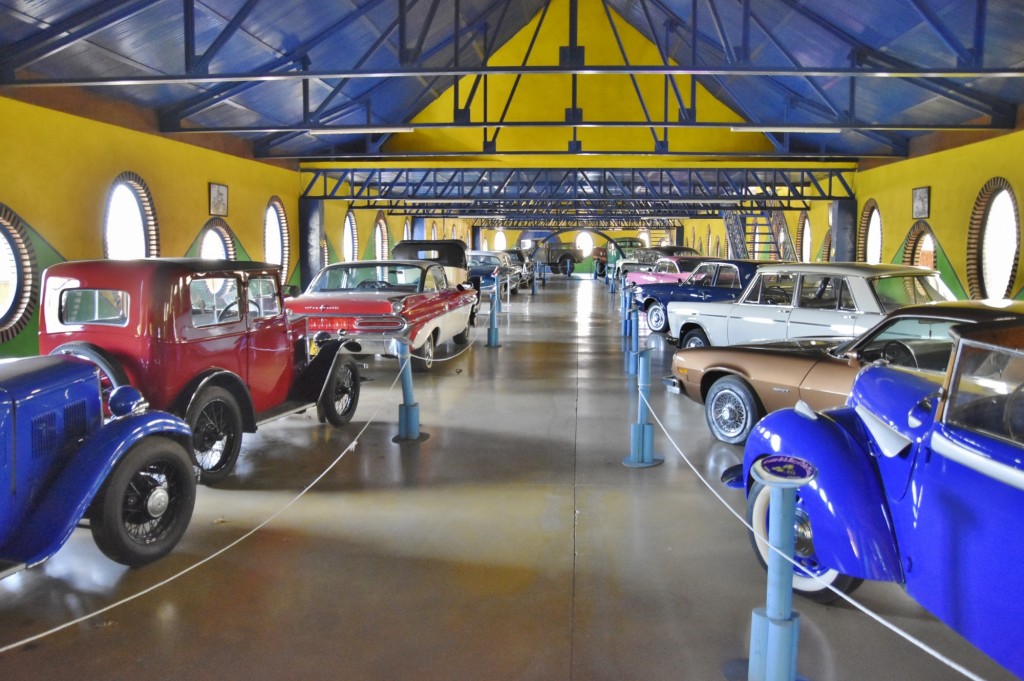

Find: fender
<box><xmin>743</xmin><ymin>405</ymin><xmax>903</xmax><ymax>582</ymax></box>
<box><xmin>0</xmin><ymin>412</ymin><xmax>191</xmax><ymax>568</ymax></box>
<box><xmin>175</xmin><ymin>368</ymin><xmax>256</xmax><ymax>432</ymax></box>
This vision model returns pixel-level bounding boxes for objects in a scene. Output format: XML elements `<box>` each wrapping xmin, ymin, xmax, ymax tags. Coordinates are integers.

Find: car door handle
<box><xmin>841</xmin><ymin>314</ymin><xmax>856</xmax><ymax>319</ymax></box>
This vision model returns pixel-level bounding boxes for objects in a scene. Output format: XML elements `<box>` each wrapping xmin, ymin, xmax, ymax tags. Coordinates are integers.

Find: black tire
<box><xmin>185</xmin><ymin>386</ymin><xmax>243</xmax><ymax>485</ymax></box>
<box><xmin>50</xmin><ymin>342</ymin><xmax>129</xmax><ymax>402</ymax></box>
<box><xmin>453</xmin><ymin>316</ymin><xmax>471</xmax><ymax>345</ymax></box>
<box><xmin>746</xmin><ymin>481</ymin><xmax>863</xmax><ymax>604</ymax></box>
<box><xmin>645</xmin><ymin>302</ymin><xmax>669</xmax><ymax>333</ymax></box>
<box><xmin>680</xmin><ymin>328</ymin><xmax>710</xmax><ymax>348</ymax></box>
<box><xmin>705</xmin><ymin>376</ymin><xmax>763</xmax><ymax>444</ymax></box>
<box><xmin>320</xmin><ymin>358</ymin><xmax>360</xmax><ymax>427</ymax></box>
<box><xmin>557</xmin><ymin>256</ymin><xmax>575</xmax><ymax>276</ymax></box>
<box><xmin>89</xmin><ymin>437</ymin><xmax>196</xmax><ymax>567</ymax></box>
<box><xmin>412</xmin><ymin>334</ymin><xmax>435</xmax><ymax>373</ymax></box>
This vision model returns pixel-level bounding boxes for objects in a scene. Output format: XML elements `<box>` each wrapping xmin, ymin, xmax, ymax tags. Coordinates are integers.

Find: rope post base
<box><xmin>486</xmin><ymin>293</ymin><xmax>501</xmax><ymax>348</ymax></box>
<box><xmin>392</xmin><ymin>340</ymin><xmax>428</xmax><ymax>443</ymax></box>
<box><xmin>742</xmin><ymin>456</ymin><xmax>818</xmax><ymax>681</ymax></box>
<box><xmin>622</xmin><ymin>348</ymin><xmax>664</xmax><ymax>468</ymax></box>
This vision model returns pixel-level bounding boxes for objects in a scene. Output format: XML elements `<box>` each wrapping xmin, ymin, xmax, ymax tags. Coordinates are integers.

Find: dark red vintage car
<box><xmin>38</xmin><ymin>258</ymin><xmax>360</xmax><ymax>484</ymax></box>
<box><xmin>285</xmin><ymin>259</ymin><xmax>478</xmax><ymax>372</ymax></box>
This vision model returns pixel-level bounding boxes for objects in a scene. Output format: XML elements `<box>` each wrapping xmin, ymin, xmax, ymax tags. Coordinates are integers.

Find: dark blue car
<box><xmin>630</xmin><ymin>259</ymin><xmax>761</xmax><ymax>334</ymax></box>
<box><xmin>0</xmin><ymin>355</ymin><xmax>196</xmax><ymax>577</ymax></box>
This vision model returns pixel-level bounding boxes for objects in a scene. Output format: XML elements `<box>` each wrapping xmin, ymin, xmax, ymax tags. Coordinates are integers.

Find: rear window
<box><xmin>189</xmin><ymin>277</ymin><xmax>241</xmax><ymax>327</ymax></box>
<box><xmin>60</xmin><ymin>289</ymin><xmax>129</xmax><ymax>325</ymax></box>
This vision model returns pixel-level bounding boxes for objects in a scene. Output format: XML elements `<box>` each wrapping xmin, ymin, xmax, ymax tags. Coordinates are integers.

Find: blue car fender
<box><xmin>743</xmin><ymin>405</ymin><xmax>903</xmax><ymax>582</ymax></box>
<box><xmin>2</xmin><ymin>412</ymin><xmax>191</xmax><ymax>568</ymax></box>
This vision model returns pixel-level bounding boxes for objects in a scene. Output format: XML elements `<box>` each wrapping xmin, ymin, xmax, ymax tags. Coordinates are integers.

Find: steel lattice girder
<box><xmin>301</xmin><ymin>167</ymin><xmax>854</xmax><ymax>206</ymax></box>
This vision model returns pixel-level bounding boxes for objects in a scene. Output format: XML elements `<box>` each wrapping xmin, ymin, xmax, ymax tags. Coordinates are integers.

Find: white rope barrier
<box><xmin>0</xmin><ymin>357</ymin><xmax>410</xmax><ymax>656</ymax></box>
<box><xmin>637</xmin><ymin>388</ymin><xmax>990</xmax><ymax>681</ymax></box>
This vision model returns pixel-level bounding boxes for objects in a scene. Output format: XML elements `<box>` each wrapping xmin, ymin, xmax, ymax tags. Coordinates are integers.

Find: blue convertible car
<box><xmin>737</xmin><ymin>318</ymin><xmax>1024</xmax><ymax>678</ymax></box>
<box><xmin>630</xmin><ymin>259</ymin><xmax>761</xmax><ymax>333</ymax></box>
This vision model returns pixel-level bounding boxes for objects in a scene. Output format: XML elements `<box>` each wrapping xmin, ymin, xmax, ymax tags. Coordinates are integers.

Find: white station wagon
<box><xmin>667</xmin><ymin>262</ymin><xmax>957</xmax><ymax>348</ymax></box>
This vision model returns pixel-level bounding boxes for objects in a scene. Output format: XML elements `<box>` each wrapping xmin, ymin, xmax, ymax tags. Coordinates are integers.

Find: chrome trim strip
<box><xmin>931</xmin><ymin>431</ymin><xmax>1024</xmax><ymax>492</ymax></box>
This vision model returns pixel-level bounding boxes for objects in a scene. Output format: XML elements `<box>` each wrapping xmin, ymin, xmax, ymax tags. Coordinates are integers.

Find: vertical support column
<box><xmin>830</xmin><ymin>198</ymin><xmax>857</xmax><ymax>262</ymax></box>
<box><xmin>622</xmin><ymin>348</ymin><xmax>664</xmax><ymax>468</ymax></box>
<box><xmin>298</xmin><ymin>197</ymin><xmax>324</xmax><ymax>291</ymax></box>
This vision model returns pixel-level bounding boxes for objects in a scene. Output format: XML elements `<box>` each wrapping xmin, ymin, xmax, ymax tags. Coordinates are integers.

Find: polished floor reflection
<box><xmin>0</xmin><ymin>278</ymin><xmax>1015</xmax><ymax>681</ymax></box>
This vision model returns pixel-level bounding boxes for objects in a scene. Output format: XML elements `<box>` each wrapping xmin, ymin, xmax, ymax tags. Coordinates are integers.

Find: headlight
<box><xmin>391</xmin><ymin>300</ymin><xmax>404</xmax><ymax>313</ymax></box>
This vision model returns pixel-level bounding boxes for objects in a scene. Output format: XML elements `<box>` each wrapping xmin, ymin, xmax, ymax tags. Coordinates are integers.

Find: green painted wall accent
<box><xmin>1</xmin><ymin>221</ymin><xmax>66</xmax><ymax>358</ymax></box>
<box><xmin>889</xmin><ymin>234</ymin><xmax>967</xmax><ymax>299</ymax></box>
<box><xmin>185</xmin><ymin>230</ymin><xmax>252</xmax><ymax>260</ymax></box>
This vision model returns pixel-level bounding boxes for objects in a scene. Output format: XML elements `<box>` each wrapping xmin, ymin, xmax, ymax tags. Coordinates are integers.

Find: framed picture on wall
<box><xmin>912</xmin><ymin>186</ymin><xmax>930</xmax><ymax>219</ymax></box>
<box><xmin>209</xmin><ymin>182</ymin><xmax>229</xmax><ymax>217</ymax></box>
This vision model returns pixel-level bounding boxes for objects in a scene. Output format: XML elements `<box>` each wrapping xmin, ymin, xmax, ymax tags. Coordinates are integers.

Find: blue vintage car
<box><xmin>737</xmin><ymin>318</ymin><xmax>1024</xmax><ymax>678</ymax></box>
<box><xmin>630</xmin><ymin>259</ymin><xmax>761</xmax><ymax>333</ymax></box>
<box><xmin>467</xmin><ymin>250</ymin><xmax>521</xmax><ymax>295</ymax></box>
<box><xmin>0</xmin><ymin>355</ymin><xmax>196</xmax><ymax>577</ymax></box>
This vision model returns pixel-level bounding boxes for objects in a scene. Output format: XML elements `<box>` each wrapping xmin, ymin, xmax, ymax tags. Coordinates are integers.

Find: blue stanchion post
<box><xmin>623</xmin><ymin>348</ymin><xmax>664</xmax><ymax>468</ymax></box>
<box><xmin>486</xmin><ymin>292</ymin><xmax>501</xmax><ymax>348</ymax></box>
<box><xmin>745</xmin><ymin>456</ymin><xmax>817</xmax><ymax>681</ymax></box>
<box><xmin>609</xmin><ymin>268</ymin><xmax>617</xmax><ymax>293</ymax></box>
<box><xmin>531</xmin><ymin>270</ymin><xmax>537</xmax><ymax>295</ymax></box>
<box><xmin>393</xmin><ymin>340</ymin><xmax>428</xmax><ymax>443</ymax></box>
<box><xmin>493</xmin><ymin>275</ymin><xmax>503</xmax><ymax>313</ymax></box>
<box><xmin>620</xmin><ymin>285</ymin><xmax>631</xmax><ymax>337</ymax></box>
<box><xmin>627</xmin><ymin>306</ymin><xmax>640</xmax><ymax>376</ymax></box>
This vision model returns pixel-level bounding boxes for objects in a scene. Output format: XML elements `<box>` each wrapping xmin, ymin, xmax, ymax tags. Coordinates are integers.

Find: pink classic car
<box><xmin>624</xmin><ymin>256</ymin><xmax>700</xmax><ymax>288</ymax></box>
<box><xmin>285</xmin><ymin>259</ymin><xmax>478</xmax><ymax>372</ymax></box>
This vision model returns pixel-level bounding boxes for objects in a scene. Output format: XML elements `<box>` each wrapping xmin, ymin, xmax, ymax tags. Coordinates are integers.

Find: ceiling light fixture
<box><xmin>732</xmin><ymin>126</ymin><xmax>844</xmax><ymax>134</ymax></box>
<box><xmin>308</xmin><ymin>126</ymin><xmax>416</xmax><ymax>135</ymax></box>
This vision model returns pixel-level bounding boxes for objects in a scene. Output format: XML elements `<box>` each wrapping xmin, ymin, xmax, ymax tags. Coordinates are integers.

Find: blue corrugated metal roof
<box><xmin>1</xmin><ymin>0</ymin><xmax>1022</xmax><ymax>163</ymax></box>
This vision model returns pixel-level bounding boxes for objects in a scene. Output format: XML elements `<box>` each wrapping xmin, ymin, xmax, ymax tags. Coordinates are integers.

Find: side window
<box><xmin>838</xmin><ymin>280</ymin><xmax>856</xmax><ymax>310</ymax></box>
<box><xmin>749</xmin><ymin>273</ymin><xmax>796</xmax><ymax>305</ymax></box>
<box><xmin>716</xmin><ymin>266</ymin><xmax>740</xmax><ymax>288</ymax></box>
<box><xmin>688</xmin><ymin>263</ymin><xmax>716</xmax><ymax>286</ymax></box>
<box><xmin>654</xmin><ymin>261</ymin><xmax>670</xmax><ymax>274</ymax></box>
<box><xmin>248</xmin><ymin>276</ymin><xmax>281</xmax><ymax>318</ymax></box>
<box><xmin>431</xmin><ymin>268</ymin><xmax>447</xmax><ymax>291</ymax></box>
<box><xmin>190</xmin><ymin>277</ymin><xmax>240</xmax><ymax>327</ymax></box>
<box><xmin>60</xmin><ymin>289</ymin><xmax>129</xmax><ymax>325</ymax></box>
<box><xmin>797</xmin><ymin>275</ymin><xmax>839</xmax><ymax>310</ymax></box>
<box><xmin>422</xmin><ymin>268</ymin><xmax>439</xmax><ymax>292</ymax></box>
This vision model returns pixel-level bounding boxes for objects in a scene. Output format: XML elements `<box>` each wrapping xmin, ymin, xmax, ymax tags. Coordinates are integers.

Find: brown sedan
<box><xmin>666</xmin><ymin>300</ymin><xmax>1024</xmax><ymax>444</ymax></box>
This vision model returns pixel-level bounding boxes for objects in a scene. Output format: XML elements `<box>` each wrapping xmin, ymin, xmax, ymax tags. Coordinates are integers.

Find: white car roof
<box><xmin>753</xmin><ymin>262</ymin><xmax>937</xmax><ymax>277</ymax></box>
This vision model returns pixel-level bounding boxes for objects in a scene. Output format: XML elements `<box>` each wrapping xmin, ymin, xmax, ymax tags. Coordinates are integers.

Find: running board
<box><xmin>0</xmin><ymin>559</ymin><xmax>27</xmax><ymax>580</ymax></box>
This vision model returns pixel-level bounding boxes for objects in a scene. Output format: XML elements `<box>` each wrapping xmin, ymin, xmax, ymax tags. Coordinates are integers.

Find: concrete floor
<box><xmin>0</xmin><ymin>278</ymin><xmax>1016</xmax><ymax>681</ymax></box>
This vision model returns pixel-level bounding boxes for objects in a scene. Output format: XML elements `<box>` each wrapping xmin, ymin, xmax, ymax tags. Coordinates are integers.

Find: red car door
<box><xmin>243</xmin><ymin>274</ymin><xmax>294</xmax><ymax>413</ymax></box>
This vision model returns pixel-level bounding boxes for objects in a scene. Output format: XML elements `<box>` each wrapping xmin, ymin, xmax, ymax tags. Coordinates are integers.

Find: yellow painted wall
<box><xmin>392</xmin><ymin>0</ymin><xmax>774</xmax><ymax>158</ymax></box>
<box><xmin>0</xmin><ymin>96</ymin><xmax>299</xmax><ymax>264</ymax></box>
<box><xmin>855</xmin><ymin>130</ymin><xmax>1024</xmax><ymax>294</ymax></box>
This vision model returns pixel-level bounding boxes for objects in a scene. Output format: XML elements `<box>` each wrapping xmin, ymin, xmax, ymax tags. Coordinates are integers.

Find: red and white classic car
<box><xmin>285</xmin><ymin>259</ymin><xmax>479</xmax><ymax>372</ymax></box>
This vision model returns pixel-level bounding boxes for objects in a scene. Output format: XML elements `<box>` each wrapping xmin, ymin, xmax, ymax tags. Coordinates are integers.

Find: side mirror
<box><xmin>282</xmin><ymin>284</ymin><xmax>300</xmax><ymax>298</ymax></box>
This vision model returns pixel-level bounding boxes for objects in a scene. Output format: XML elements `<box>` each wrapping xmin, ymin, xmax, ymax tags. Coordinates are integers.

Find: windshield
<box><xmin>871</xmin><ymin>274</ymin><xmax>957</xmax><ymax>313</ymax></box>
<box><xmin>308</xmin><ymin>263</ymin><xmax>423</xmax><ymax>292</ymax></box>
<box><xmin>836</xmin><ymin>315</ymin><xmax>958</xmax><ymax>371</ymax></box>
<box><xmin>469</xmin><ymin>255</ymin><xmax>501</xmax><ymax>267</ymax></box>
